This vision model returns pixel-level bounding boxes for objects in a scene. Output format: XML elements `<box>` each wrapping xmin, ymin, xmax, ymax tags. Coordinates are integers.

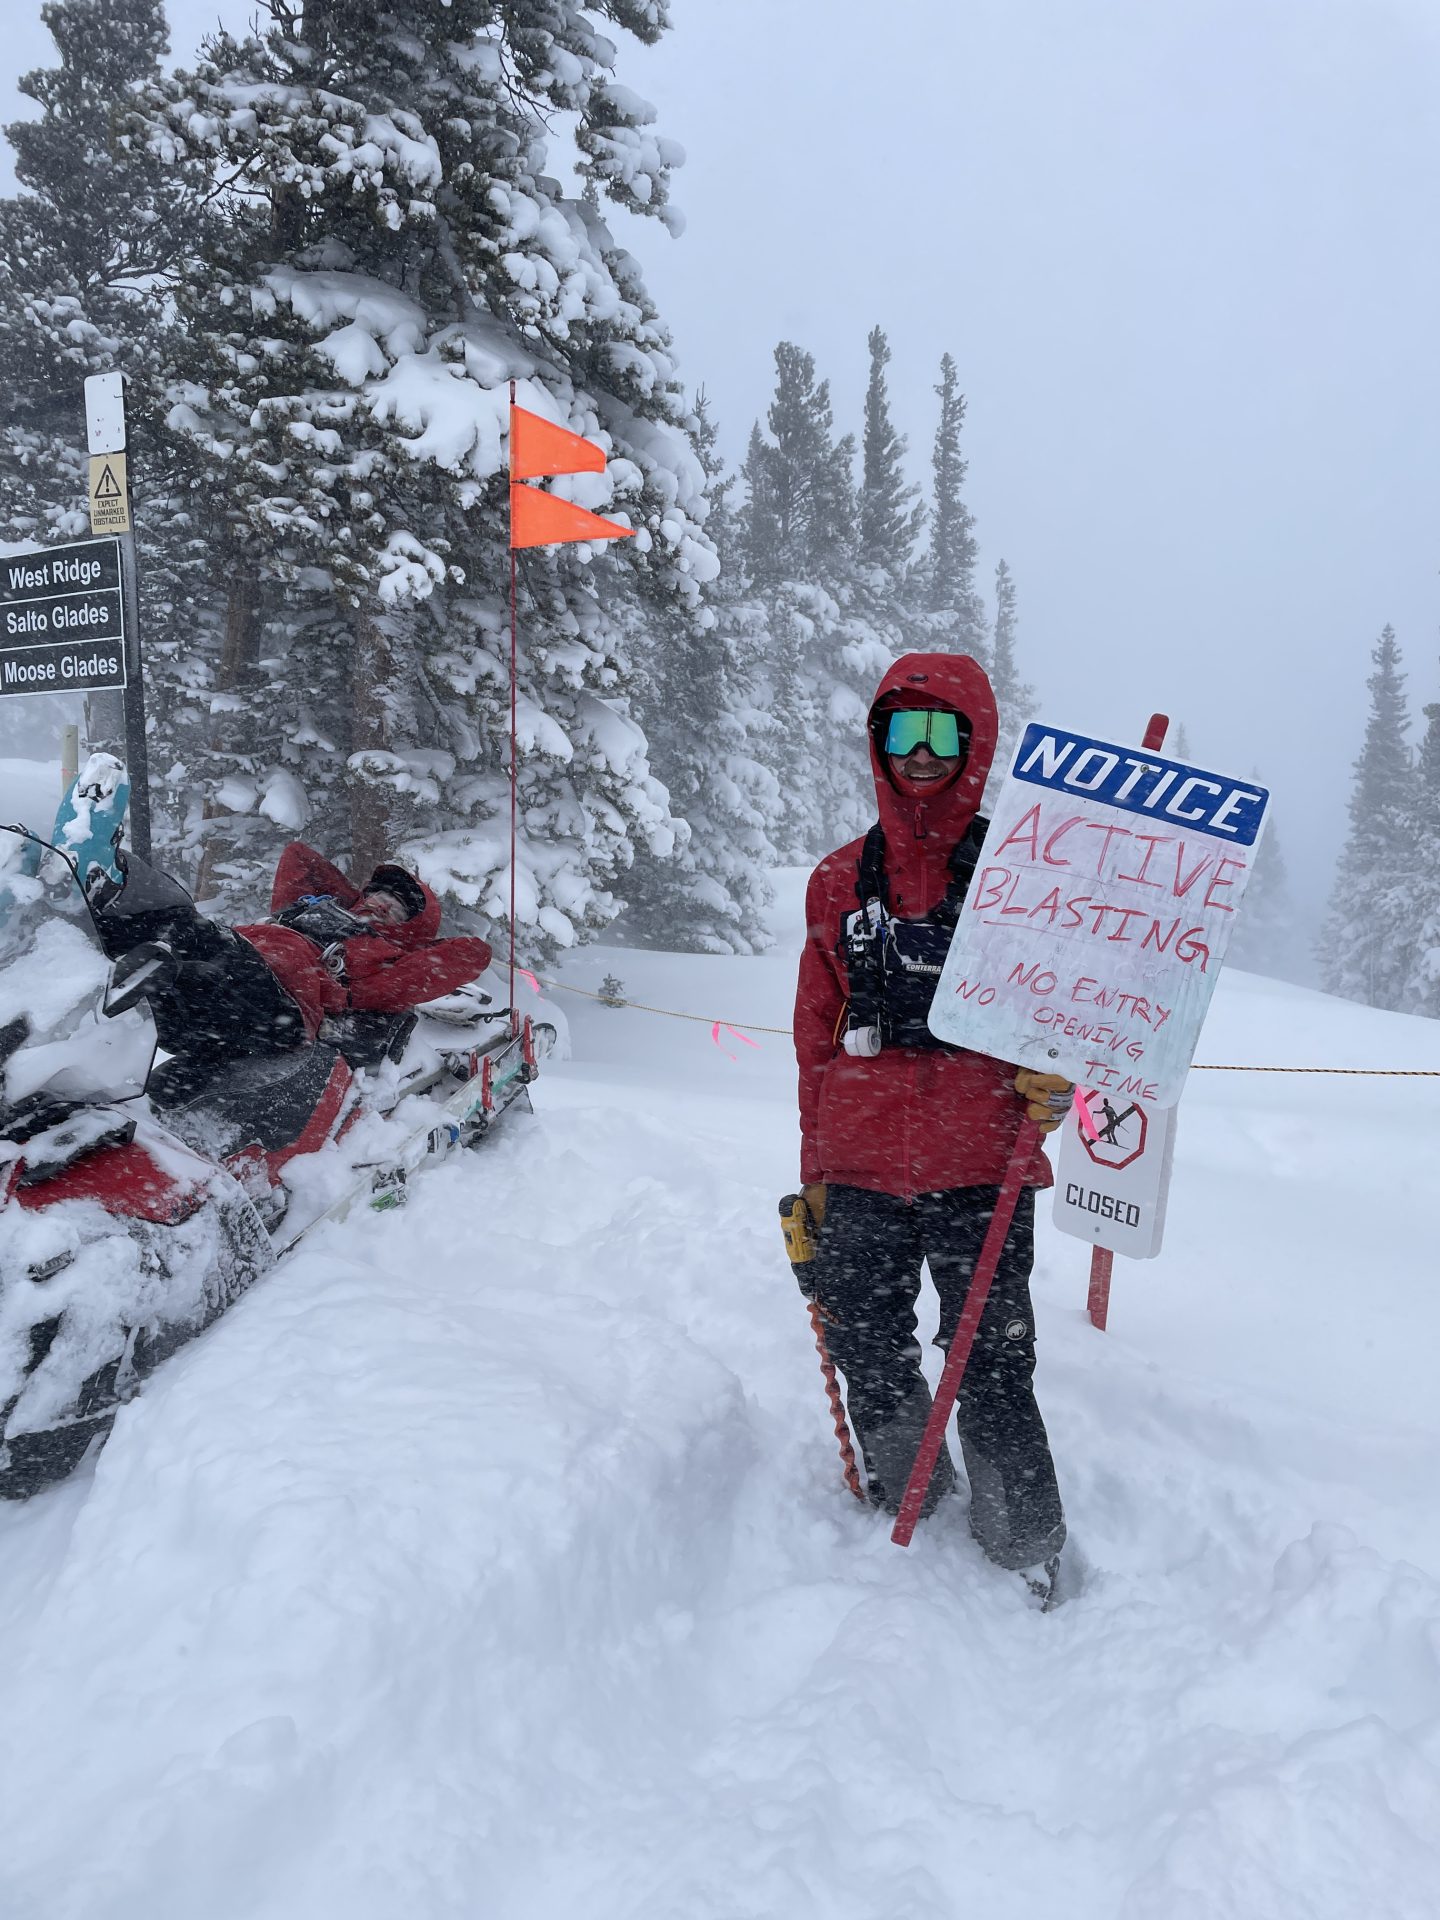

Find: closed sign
<box><xmin>1052</xmin><ymin>1090</ymin><xmax>1177</xmax><ymax>1260</ymax></box>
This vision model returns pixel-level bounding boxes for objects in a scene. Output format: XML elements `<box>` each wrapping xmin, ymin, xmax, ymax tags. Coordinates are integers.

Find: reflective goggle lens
<box><xmin>884</xmin><ymin>710</ymin><xmax>962</xmax><ymax>758</ymax></box>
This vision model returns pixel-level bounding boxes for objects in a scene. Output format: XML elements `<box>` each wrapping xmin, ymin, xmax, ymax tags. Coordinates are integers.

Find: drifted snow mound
<box><xmin>1</xmin><ymin>947</ymin><xmax>1439</xmax><ymax>1919</ymax></box>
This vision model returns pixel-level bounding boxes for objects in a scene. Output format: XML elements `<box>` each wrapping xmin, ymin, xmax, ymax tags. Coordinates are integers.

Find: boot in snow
<box><xmin>1019</xmin><ymin>1554</ymin><xmax>1064</xmax><ymax>1610</ymax></box>
<box><xmin>957</xmin><ymin>1428</ymin><xmax>1066</xmax><ymax>1573</ymax></box>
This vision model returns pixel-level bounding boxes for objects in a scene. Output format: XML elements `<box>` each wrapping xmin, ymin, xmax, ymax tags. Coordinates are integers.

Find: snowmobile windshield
<box><xmin>0</xmin><ymin>825</ymin><xmax>157</xmax><ymax>1118</ymax></box>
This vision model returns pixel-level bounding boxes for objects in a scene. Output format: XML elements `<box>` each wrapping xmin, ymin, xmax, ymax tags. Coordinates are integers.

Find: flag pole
<box><xmin>508</xmin><ymin>378</ymin><xmax>518</xmax><ymax>1019</ymax></box>
<box><xmin>1087</xmin><ymin>709</ymin><xmax>1170</xmax><ymax>1331</ymax></box>
<box><xmin>504</xmin><ymin>396</ymin><xmax>632</xmax><ymax>1022</ymax></box>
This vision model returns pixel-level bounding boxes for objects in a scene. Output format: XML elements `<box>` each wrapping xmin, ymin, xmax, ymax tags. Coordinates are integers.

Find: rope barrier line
<box><xmin>536</xmin><ymin>976</ymin><xmax>793</xmax><ymax>1034</ymax></box>
<box><xmin>1187</xmin><ymin>1064</ymin><xmax>1440</xmax><ymax>1078</ymax></box>
<box><xmin>535</xmin><ymin>977</ymin><xmax>1440</xmax><ymax>1076</ymax></box>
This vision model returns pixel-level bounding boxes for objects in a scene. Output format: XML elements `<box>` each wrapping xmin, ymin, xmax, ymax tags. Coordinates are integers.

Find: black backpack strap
<box><xmin>856</xmin><ymin>821</ymin><xmax>889</xmax><ymax>910</ymax></box>
<box><xmin>855</xmin><ymin>814</ymin><xmax>990</xmax><ymax>923</ymax></box>
<box><xmin>941</xmin><ymin>813</ymin><xmax>989</xmax><ymax>920</ymax></box>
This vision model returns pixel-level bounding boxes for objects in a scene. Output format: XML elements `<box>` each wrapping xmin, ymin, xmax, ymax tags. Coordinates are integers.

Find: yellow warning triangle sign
<box><xmin>88</xmin><ymin>451</ymin><xmax>130</xmax><ymax>533</ymax></box>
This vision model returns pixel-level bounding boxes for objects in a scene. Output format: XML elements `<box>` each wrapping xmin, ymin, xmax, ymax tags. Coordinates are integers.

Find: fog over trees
<box><xmin>0</xmin><ymin>0</ymin><xmax>1436</xmax><ymax>1009</ymax></box>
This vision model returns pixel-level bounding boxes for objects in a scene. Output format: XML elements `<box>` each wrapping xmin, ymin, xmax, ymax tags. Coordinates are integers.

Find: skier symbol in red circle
<box><xmin>1082</xmin><ymin>1098</ymin><xmax>1147</xmax><ymax>1171</ymax></box>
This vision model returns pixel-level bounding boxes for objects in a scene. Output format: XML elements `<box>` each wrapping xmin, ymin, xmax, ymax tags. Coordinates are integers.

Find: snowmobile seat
<box><xmin>322</xmin><ymin>1009</ymin><xmax>417</xmax><ymax>1071</ymax></box>
<box><xmin>148</xmin><ymin>1040</ymin><xmax>349</xmax><ymax>1158</ymax></box>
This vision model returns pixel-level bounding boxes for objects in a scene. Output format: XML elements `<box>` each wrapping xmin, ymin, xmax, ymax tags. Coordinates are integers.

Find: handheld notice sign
<box><xmin>1053</xmin><ymin>1090</ymin><xmax>1176</xmax><ymax>1259</ymax></box>
<box><xmin>928</xmin><ymin>723</ymin><xmax>1269</xmax><ymax>1107</ymax></box>
<box><xmin>0</xmin><ymin>537</ymin><xmax>127</xmax><ymax>700</ymax></box>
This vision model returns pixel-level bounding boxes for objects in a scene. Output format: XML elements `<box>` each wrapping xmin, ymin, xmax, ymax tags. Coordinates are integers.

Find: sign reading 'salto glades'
<box><xmin>0</xmin><ymin>535</ymin><xmax>127</xmax><ymax>699</ymax></box>
<box><xmin>928</xmin><ymin>723</ymin><xmax>1269</xmax><ymax>1106</ymax></box>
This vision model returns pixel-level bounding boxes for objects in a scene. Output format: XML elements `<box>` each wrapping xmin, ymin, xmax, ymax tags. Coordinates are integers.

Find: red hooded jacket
<box><xmin>794</xmin><ymin>652</ymin><xmax>1052</xmax><ymax>1198</ymax></box>
<box><xmin>236</xmin><ymin>845</ymin><xmax>492</xmax><ymax>1041</ymax></box>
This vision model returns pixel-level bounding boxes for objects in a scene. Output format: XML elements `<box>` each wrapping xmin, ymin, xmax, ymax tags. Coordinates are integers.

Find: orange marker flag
<box><xmin>510</xmin><ymin>405</ymin><xmax>606</xmax><ymax>480</ymax></box>
<box><xmin>509</xmin><ymin>484</ymin><xmax>634</xmax><ymax>550</ymax></box>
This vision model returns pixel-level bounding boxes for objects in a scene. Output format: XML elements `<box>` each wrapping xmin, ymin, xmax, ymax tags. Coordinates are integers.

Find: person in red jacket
<box><xmin>239</xmin><ymin>843</ymin><xmax>492</xmax><ymax>1041</ymax></box>
<box><xmin>94</xmin><ymin>841</ymin><xmax>491</xmax><ymax>1092</ymax></box>
<box><xmin>794</xmin><ymin>650</ymin><xmax>1071</xmax><ymax>1582</ymax></box>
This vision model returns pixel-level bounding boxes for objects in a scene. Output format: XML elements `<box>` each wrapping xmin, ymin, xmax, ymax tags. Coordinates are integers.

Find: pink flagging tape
<box><xmin>710</xmin><ymin>1019</ymin><xmax>762</xmax><ymax>1061</ymax></box>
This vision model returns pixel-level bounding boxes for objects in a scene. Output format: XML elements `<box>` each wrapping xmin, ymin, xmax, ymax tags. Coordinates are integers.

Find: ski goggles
<box><xmin>883</xmin><ymin>710</ymin><xmax>964</xmax><ymax>759</ymax></box>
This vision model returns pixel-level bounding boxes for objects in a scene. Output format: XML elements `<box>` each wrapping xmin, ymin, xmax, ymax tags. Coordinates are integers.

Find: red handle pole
<box><xmin>891</xmin><ymin>1119</ymin><xmax>1041</xmax><ymax>1546</ymax></box>
<box><xmin>1085</xmin><ymin>709</ymin><xmax>1169</xmax><ymax>1333</ymax></box>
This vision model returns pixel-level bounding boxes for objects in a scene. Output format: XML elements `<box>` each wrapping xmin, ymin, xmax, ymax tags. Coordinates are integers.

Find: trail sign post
<box><xmin>83</xmin><ymin>372</ymin><xmax>150</xmax><ymax>860</ymax></box>
<box><xmin>0</xmin><ymin>538</ymin><xmax>127</xmax><ymax>698</ymax></box>
<box><xmin>928</xmin><ymin>723</ymin><xmax>1270</xmax><ymax>1107</ymax></box>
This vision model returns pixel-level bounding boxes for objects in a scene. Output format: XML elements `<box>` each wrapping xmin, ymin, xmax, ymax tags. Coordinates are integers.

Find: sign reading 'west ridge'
<box><xmin>0</xmin><ymin>536</ymin><xmax>127</xmax><ymax>699</ymax></box>
<box><xmin>928</xmin><ymin>722</ymin><xmax>1270</xmax><ymax>1106</ymax></box>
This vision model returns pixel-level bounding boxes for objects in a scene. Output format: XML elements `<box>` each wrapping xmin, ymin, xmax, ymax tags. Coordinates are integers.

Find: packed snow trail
<box><xmin>3</xmin><ymin>873</ymin><xmax>1440</xmax><ymax>1919</ymax></box>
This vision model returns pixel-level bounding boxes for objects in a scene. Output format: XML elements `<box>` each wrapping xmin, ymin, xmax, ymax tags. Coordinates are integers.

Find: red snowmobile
<box><xmin>0</xmin><ymin>820</ymin><xmax>553</xmax><ymax>1500</ymax></box>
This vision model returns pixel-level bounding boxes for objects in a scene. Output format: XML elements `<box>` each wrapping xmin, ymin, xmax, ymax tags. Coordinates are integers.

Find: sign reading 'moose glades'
<box><xmin>929</xmin><ymin>724</ymin><xmax>1269</xmax><ymax>1106</ymax></box>
<box><xmin>0</xmin><ymin>536</ymin><xmax>126</xmax><ymax>699</ymax></box>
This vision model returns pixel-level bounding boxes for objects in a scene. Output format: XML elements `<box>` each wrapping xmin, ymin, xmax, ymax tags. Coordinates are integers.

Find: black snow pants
<box><xmin>810</xmin><ymin>1183</ymin><xmax>1066</xmax><ymax>1570</ymax></box>
<box><xmin>93</xmin><ymin>853</ymin><xmax>308</xmax><ymax>1090</ymax></box>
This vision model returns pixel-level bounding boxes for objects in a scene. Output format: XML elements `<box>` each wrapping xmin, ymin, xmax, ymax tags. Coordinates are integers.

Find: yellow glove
<box><xmin>1014</xmin><ymin>1068</ymin><xmax>1074</xmax><ymax>1135</ymax></box>
<box><xmin>800</xmin><ymin>1182</ymin><xmax>828</xmax><ymax>1230</ymax></box>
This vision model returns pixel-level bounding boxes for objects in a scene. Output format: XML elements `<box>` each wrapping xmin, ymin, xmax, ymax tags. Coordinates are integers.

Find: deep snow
<box><xmin>2</xmin><ymin>864</ymin><xmax>1439</xmax><ymax>1919</ymax></box>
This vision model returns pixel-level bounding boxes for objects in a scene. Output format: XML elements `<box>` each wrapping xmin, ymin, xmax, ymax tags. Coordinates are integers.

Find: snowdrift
<box><xmin>1</xmin><ymin>891</ymin><xmax>1438</xmax><ymax>1919</ymax></box>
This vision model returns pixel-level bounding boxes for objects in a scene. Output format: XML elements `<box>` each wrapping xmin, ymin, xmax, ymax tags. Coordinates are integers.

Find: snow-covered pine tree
<box><xmin>737</xmin><ymin>341</ymin><xmax>890</xmax><ymax>855</ymax></box>
<box><xmin>984</xmin><ymin>557</ymin><xmax>1035</xmax><ymax>805</ymax></box>
<box><xmin>0</xmin><ymin>0</ymin><xmax>172</xmax><ymax>544</ymax></box>
<box><xmin>618</xmin><ymin>393</ymin><xmax>778</xmax><ymax>953</ymax></box>
<box><xmin>1318</xmin><ymin>624</ymin><xmax>1414</xmax><ymax>1008</ymax></box>
<box><xmin>858</xmin><ymin>326</ymin><xmax>922</xmax><ymax>578</ymax></box>
<box><xmin>921</xmin><ymin>352</ymin><xmax>987</xmax><ymax>663</ymax></box>
<box><xmin>745</xmin><ymin>342</ymin><xmax>853</xmax><ymax>579</ymax></box>
<box><xmin>139</xmin><ymin>0</ymin><xmax>716</xmax><ymax>959</ymax></box>
<box><xmin>1401</xmin><ymin>689</ymin><xmax>1440</xmax><ymax>1017</ymax></box>
<box><xmin>0</xmin><ymin>0</ymin><xmax>194</xmax><ymax>758</ymax></box>
<box><xmin>737</xmin><ymin>421</ymin><xmax>781</xmax><ymax>589</ymax></box>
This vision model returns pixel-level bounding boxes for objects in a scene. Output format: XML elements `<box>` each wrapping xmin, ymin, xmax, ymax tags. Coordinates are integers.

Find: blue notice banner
<box><xmin>1010</xmin><ymin>725</ymin><xmax>1269</xmax><ymax>846</ymax></box>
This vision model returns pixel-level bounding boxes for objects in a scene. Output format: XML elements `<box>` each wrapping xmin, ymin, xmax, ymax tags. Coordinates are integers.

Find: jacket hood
<box><xmin>867</xmin><ymin>651</ymin><xmax>999</xmax><ymax>846</ymax></box>
<box><xmin>268</xmin><ymin>842</ymin><xmax>443</xmax><ymax>946</ymax></box>
<box><xmin>360</xmin><ymin>864</ymin><xmax>441</xmax><ymax>945</ymax></box>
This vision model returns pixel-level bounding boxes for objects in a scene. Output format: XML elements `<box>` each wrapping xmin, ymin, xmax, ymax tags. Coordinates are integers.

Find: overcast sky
<box><xmin>4</xmin><ymin>0</ymin><xmax>1437</xmax><ymax>920</ymax></box>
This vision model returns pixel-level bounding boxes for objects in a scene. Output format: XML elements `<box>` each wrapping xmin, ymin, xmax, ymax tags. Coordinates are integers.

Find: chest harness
<box><xmin>271</xmin><ymin>894</ymin><xmax>369</xmax><ymax>979</ymax></box>
<box><xmin>839</xmin><ymin>815</ymin><xmax>988</xmax><ymax>1056</ymax></box>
